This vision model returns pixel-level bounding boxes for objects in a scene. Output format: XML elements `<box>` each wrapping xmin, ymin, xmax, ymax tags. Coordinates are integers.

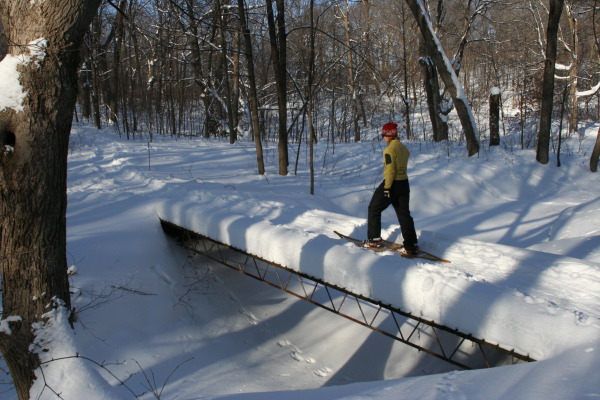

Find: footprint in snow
<box><xmin>314</xmin><ymin>367</ymin><xmax>333</xmax><ymax>377</ymax></box>
<box><xmin>291</xmin><ymin>350</ymin><xmax>305</xmax><ymax>362</ymax></box>
<box><xmin>278</xmin><ymin>339</ymin><xmax>316</xmax><ymax>364</ymax></box>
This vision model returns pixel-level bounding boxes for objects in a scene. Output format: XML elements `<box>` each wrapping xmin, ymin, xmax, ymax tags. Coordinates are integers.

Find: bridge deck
<box><xmin>157</xmin><ymin>200</ymin><xmax>599</xmax><ymax>366</ymax></box>
<box><xmin>160</xmin><ymin>218</ymin><xmax>534</xmax><ymax>370</ymax></box>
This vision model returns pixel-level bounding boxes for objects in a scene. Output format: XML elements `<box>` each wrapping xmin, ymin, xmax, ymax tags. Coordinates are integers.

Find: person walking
<box><xmin>364</xmin><ymin>122</ymin><xmax>419</xmax><ymax>255</ymax></box>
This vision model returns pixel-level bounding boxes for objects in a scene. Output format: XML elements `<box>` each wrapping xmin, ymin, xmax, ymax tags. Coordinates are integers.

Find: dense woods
<box><xmin>77</xmin><ymin>0</ymin><xmax>599</xmax><ymax>167</ymax></box>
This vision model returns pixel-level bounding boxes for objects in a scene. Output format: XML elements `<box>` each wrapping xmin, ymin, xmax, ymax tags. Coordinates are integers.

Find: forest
<box><xmin>78</xmin><ymin>0</ymin><xmax>600</xmax><ymax>173</ymax></box>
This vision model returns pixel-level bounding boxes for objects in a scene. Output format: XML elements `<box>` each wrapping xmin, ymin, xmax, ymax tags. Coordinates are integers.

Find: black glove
<box><xmin>383</xmin><ymin>188</ymin><xmax>391</xmax><ymax>198</ymax></box>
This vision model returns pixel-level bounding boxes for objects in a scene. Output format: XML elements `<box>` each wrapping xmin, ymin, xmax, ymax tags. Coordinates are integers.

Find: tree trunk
<box><xmin>185</xmin><ymin>0</ymin><xmax>218</xmax><ymax>138</ymax></box>
<box><xmin>537</xmin><ymin>0</ymin><xmax>564</xmax><ymax>164</ymax></box>
<box><xmin>80</xmin><ymin>55</ymin><xmax>93</xmax><ymax>120</ymax></box>
<box><xmin>266</xmin><ymin>0</ymin><xmax>288</xmax><ymax>175</ymax></box>
<box><xmin>565</xmin><ymin>3</ymin><xmax>579</xmax><ymax>137</ymax></box>
<box><xmin>420</xmin><ymin>56</ymin><xmax>448</xmax><ymax>142</ymax></box>
<box><xmin>0</xmin><ymin>1</ymin><xmax>101</xmax><ymax>399</ymax></box>
<box><xmin>90</xmin><ymin>15</ymin><xmax>103</xmax><ymax>129</ymax></box>
<box><xmin>401</xmin><ymin>2</ymin><xmax>412</xmax><ymax>139</ymax></box>
<box><xmin>490</xmin><ymin>87</ymin><xmax>501</xmax><ymax>146</ymax></box>
<box><xmin>108</xmin><ymin>0</ymin><xmax>126</xmax><ymax>124</ymax></box>
<box><xmin>404</xmin><ymin>0</ymin><xmax>479</xmax><ymax>156</ymax></box>
<box><xmin>591</xmin><ymin>126</ymin><xmax>600</xmax><ymax>172</ymax></box>
<box><xmin>308</xmin><ymin>0</ymin><xmax>316</xmax><ymax>194</ymax></box>
<box><xmin>216</xmin><ymin>0</ymin><xmax>236</xmax><ymax>144</ymax></box>
<box><xmin>231</xmin><ymin>30</ymin><xmax>241</xmax><ymax>138</ymax></box>
<box><xmin>237</xmin><ymin>0</ymin><xmax>265</xmax><ymax>175</ymax></box>
<box><xmin>340</xmin><ymin>0</ymin><xmax>360</xmax><ymax>142</ymax></box>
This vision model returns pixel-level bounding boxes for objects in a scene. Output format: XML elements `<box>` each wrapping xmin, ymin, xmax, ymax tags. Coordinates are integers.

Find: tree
<box><xmin>266</xmin><ymin>0</ymin><xmax>289</xmax><ymax>175</ymax></box>
<box><xmin>308</xmin><ymin>0</ymin><xmax>317</xmax><ymax>194</ymax></box>
<box><xmin>216</xmin><ymin>0</ymin><xmax>237</xmax><ymax>144</ymax></box>
<box><xmin>555</xmin><ymin>1</ymin><xmax>600</xmax><ymax>138</ymax></box>
<box><xmin>419</xmin><ymin>0</ymin><xmax>448</xmax><ymax>142</ymax></box>
<box><xmin>420</xmin><ymin>56</ymin><xmax>448</xmax><ymax>141</ymax></box>
<box><xmin>404</xmin><ymin>0</ymin><xmax>480</xmax><ymax>156</ymax></box>
<box><xmin>0</xmin><ymin>1</ymin><xmax>101</xmax><ymax>398</ymax></box>
<box><xmin>591</xmin><ymin>126</ymin><xmax>600</xmax><ymax>172</ymax></box>
<box><xmin>237</xmin><ymin>0</ymin><xmax>266</xmax><ymax>174</ymax></box>
<box><xmin>590</xmin><ymin>0</ymin><xmax>600</xmax><ymax>172</ymax></box>
<box><xmin>537</xmin><ymin>0</ymin><xmax>564</xmax><ymax>164</ymax></box>
<box><xmin>338</xmin><ymin>0</ymin><xmax>361</xmax><ymax>142</ymax></box>
<box><xmin>489</xmin><ymin>87</ymin><xmax>501</xmax><ymax>146</ymax></box>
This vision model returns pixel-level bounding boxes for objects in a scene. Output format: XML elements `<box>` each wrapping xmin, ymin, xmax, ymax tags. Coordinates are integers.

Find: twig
<box><xmin>110</xmin><ymin>285</ymin><xmax>156</xmax><ymax>296</ymax></box>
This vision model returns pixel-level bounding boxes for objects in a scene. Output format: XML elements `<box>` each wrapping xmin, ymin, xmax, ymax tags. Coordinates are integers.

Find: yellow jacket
<box><xmin>383</xmin><ymin>139</ymin><xmax>409</xmax><ymax>188</ymax></box>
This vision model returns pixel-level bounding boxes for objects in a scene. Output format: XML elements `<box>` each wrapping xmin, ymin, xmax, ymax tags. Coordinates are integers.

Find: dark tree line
<box><xmin>76</xmin><ymin>0</ymin><xmax>599</xmax><ymax>170</ymax></box>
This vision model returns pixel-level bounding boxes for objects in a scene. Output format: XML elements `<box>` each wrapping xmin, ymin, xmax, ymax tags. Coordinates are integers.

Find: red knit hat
<box><xmin>382</xmin><ymin>122</ymin><xmax>398</xmax><ymax>137</ymax></box>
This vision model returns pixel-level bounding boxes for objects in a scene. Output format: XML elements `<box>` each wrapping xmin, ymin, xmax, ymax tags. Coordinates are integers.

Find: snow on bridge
<box><xmin>157</xmin><ymin>200</ymin><xmax>600</xmax><ymax>364</ymax></box>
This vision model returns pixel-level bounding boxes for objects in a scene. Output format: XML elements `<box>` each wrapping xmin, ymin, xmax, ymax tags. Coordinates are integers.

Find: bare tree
<box><xmin>237</xmin><ymin>0</ymin><xmax>266</xmax><ymax>174</ymax></box>
<box><xmin>337</xmin><ymin>0</ymin><xmax>361</xmax><ymax>142</ymax></box>
<box><xmin>490</xmin><ymin>87</ymin><xmax>501</xmax><ymax>146</ymax></box>
<box><xmin>216</xmin><ymin>0</ymin><xmax>237</xmax><ymax>144</ymax></box>
<box><xmin>555</xmin><ymin>2</ymin><xmax>600</xmax><ymax>138</ymax></box>
<box><xmin>590</xmin><ymin>0</ymin><xmax>600</xmax><ymax>172</ymax></box>
<box><xmin>0</xmin><ymin>1</ymin><xmax>101</xmax><ymax>398</ymax></box>
<box><xmin>537</xmin><ymin>0</ymin><xmax>564</xmax><ymax>164</ymax></box>
<box><xmin>108</xmin><ymin>0</ymin><xmax>127</xmax><ymax>124</ymax></box>
<box><xmin>266</xmin><ymin>0</ymin><xmax>289</xmax><ymax>175</ymax></box>
<box><xmin>404</xmin><ymin>0</ymin><xmax>480</xmax><ymax>156</ymax></box>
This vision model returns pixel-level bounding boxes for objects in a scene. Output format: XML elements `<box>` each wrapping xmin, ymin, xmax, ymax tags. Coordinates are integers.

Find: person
<box><xmin>365</xmin><ymin>122</ymin><xmax>419</xmax><ymax>255</ymax></box>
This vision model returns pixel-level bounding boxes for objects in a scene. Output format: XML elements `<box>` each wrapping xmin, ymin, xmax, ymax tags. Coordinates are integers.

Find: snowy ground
<box><xmin>1</xmin><ymin>122</ymin><xmax>599</xmax><ymax>399</ymax></box>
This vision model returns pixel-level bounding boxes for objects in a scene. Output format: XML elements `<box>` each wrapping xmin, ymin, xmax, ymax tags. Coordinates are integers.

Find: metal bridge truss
<box><xmin>161</xmin><ymin>219</ymin><xmax>534</xmax><ymax>371</ymax></box>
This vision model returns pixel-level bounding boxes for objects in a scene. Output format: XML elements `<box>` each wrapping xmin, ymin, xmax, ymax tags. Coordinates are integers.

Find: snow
<box><xmin>0</xmin><ymin>54</ymin><xmax>27</xmax><ymax>112</ymax></box>
<box><xmin>0</xmin><ymin>122</ymin><xmax>599</xmax><ymax>399</ymax></box>
<box><xmin>27</xmin><ymin>38</ymin><xmax>48</xmax><ymax>66</ymax></box>
<box><xmin>0</xmin><ymin>37</ymin><xmax>48</xmax><ymax>113</ymax></box>
<box><xmin>576</xmin><ymin>80</ymin><xmax>600</xmax><ymax>98</ymax></box>
<box><xmin>0</xmin><ymin>316</ymin><xmax>22</xmax><ymax>335</ymax></box>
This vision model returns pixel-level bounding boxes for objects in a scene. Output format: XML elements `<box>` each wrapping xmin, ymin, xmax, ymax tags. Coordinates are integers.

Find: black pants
<box><xmin>368</xmin><ymin>180</ymin><xmax>418</xmax><ymax>249</ymax></box>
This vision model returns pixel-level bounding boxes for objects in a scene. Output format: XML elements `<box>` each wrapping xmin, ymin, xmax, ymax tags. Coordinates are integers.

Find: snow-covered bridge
<box><xmin>157</xmin><ymin>201</ymin><xmax>600</xmax><ymax>370</ymax></box>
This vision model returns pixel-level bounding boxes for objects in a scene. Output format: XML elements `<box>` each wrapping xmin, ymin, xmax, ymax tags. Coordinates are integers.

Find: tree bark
<box><xmin>537</xmin><ymin>0</ymin><xmax>564</xmax><ymax>164</ymax></box>
<box><xmin>489</xmin><ymin>88</ymin><xmax>501</xmax><ymax>146</ymax></box>
<box><xmin>404</xmin><ymin>0</ymin><xmax>479</xmax><ymax>156</ymax></box>
<box><xmin>0</xmin><ymin>1</ymin><xmax>101</xmax><ymax>398</ymax></box>
<box><xmin>420</xmin><ymin>56</ymin><xmax>448</xmax><ymax>142</ymax></box>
